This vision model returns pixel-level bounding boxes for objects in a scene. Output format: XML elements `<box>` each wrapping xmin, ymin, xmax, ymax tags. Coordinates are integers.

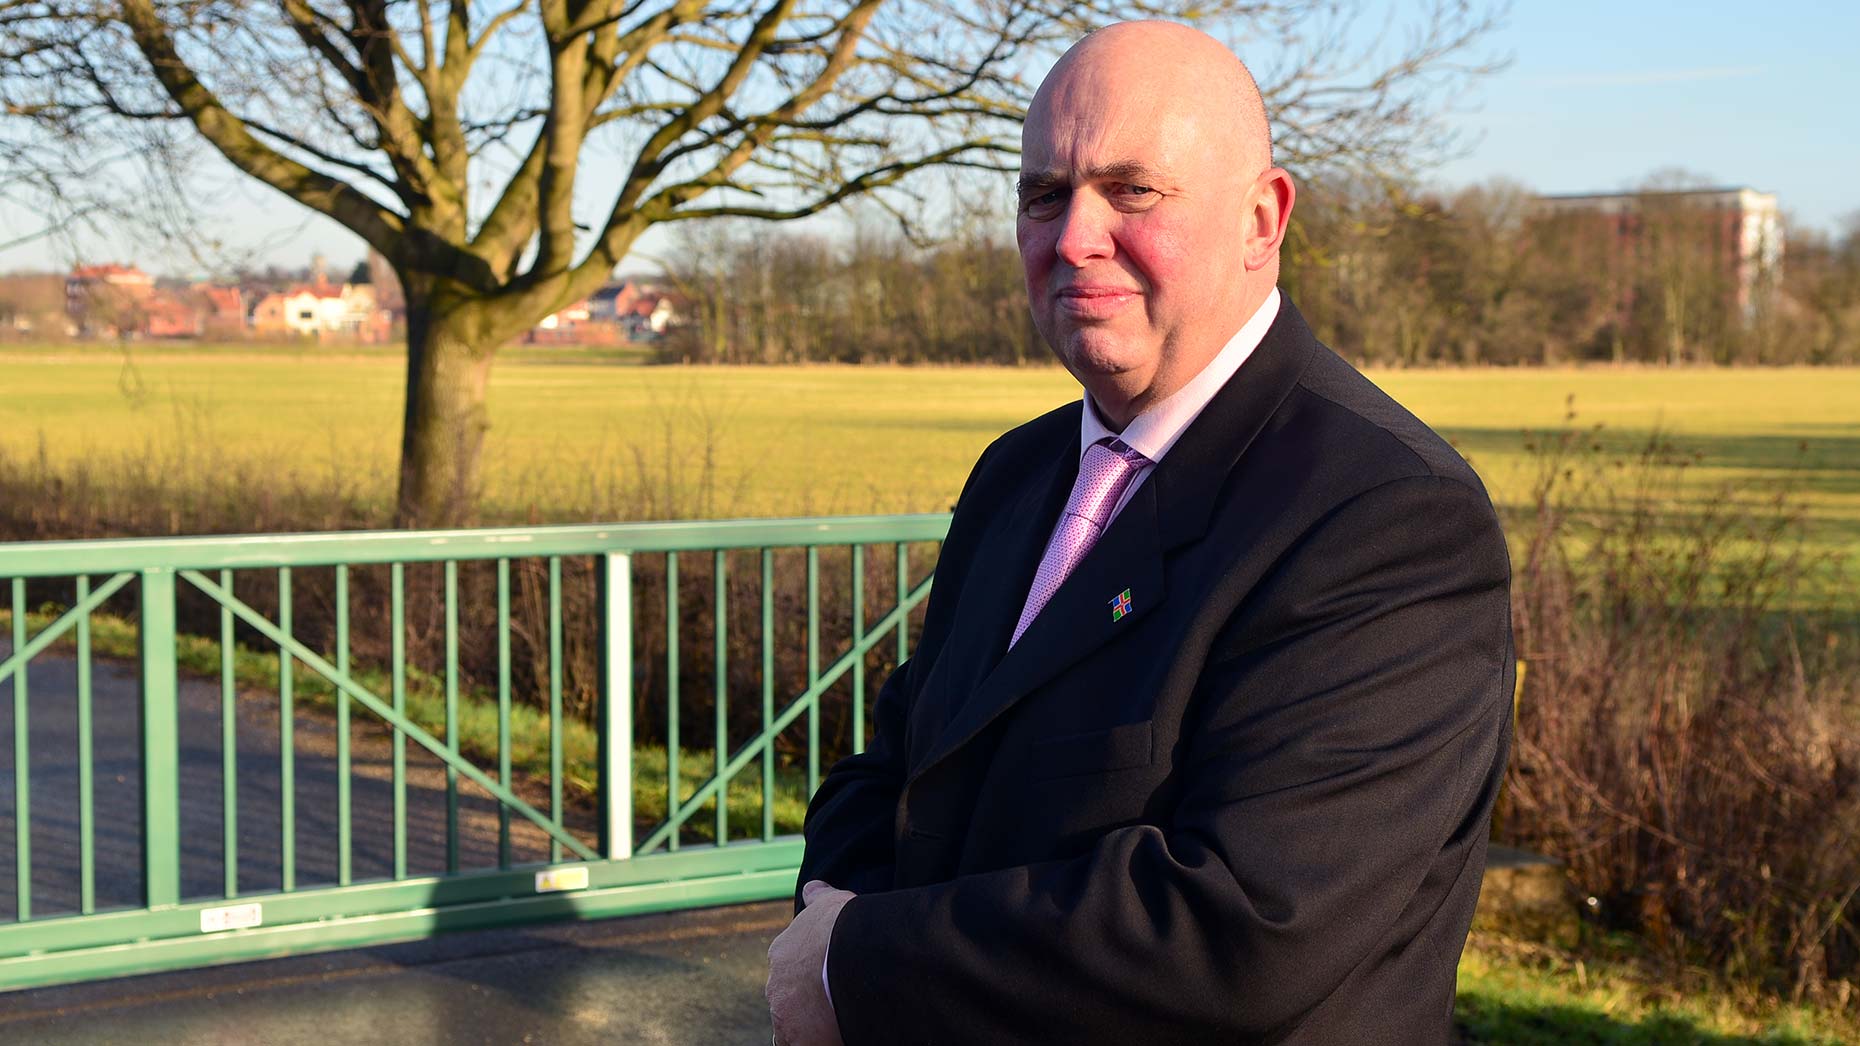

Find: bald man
<box><xmin>768</xmin><ymin>21</ymin><xmax>1513</xmax><ymax>1046</ymax></box>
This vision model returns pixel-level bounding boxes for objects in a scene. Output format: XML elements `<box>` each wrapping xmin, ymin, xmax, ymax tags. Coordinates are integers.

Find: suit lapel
<box><xmin>916</xmin><ymin>479</ymin><xmax>1167</xmax><ymax>777</ymax></box>
<box><xmin>912</xmin><ymin>424</ymin><xmax>1078</xmax><ymax>739</ymax></box>
<box><xmin>911</xmin><ymin>297</ymin><xmax>1321</xmax><ymax>784</ymax></box>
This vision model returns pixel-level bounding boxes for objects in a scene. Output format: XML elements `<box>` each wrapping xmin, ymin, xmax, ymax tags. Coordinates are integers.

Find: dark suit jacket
<box><xmin>796</xmin><ymin>298</ymin><xmax>1514</xmax><ymax>1045</ymax></box>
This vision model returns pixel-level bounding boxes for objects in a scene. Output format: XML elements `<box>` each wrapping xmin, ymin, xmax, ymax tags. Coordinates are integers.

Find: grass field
<box><xmin>2</xmin><ymin>343</ymin><xmax>1855</xmax><ymax>574</ymax></box>
<box><xmin>21</xmin><ymin>347</ymin><xmax>1848</xmax><ymax>702</ymax></box>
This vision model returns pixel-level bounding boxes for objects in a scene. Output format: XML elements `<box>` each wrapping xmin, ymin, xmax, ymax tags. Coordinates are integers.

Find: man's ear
<box><xmin>1243</xmin><ymin>168</ymin><xmax>1296</xmax><ymax>272</ymax></box>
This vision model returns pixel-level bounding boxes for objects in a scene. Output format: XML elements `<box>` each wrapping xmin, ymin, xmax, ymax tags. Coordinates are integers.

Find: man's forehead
<box><xmin>1020</xmin><ymin>97</ymin><xmax>1192</xmax><ymax>179</ymax></box>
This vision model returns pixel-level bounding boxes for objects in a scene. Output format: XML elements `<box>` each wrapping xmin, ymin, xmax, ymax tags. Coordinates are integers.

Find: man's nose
<box><xmin>1053</xmin><ymin>194</ymin><xmax>1114</xmax><ymax>266</ymax></box>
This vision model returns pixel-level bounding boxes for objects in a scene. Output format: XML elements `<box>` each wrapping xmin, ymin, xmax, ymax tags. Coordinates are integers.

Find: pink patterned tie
<box><xmin>1010</xmin><ymin>437</ymin><xmax>1150</xmax><ymax>647</ymax></box>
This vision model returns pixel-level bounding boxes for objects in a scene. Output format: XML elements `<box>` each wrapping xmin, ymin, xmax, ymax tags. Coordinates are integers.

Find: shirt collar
<box><xmin>1079</xmin><ymin>286</ymin><xmax>1282</xmax><ymax>463</ymax></box>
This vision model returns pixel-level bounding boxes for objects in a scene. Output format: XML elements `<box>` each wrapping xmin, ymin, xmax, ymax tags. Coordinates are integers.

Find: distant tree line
<box><xmin>659</xmin><ymin>217</ymin><xmax>1045</xmax><ymax>365</ymax></box>
<box><xmin>660</xmin><ymin>178</ymin><xmax>1860</xmax><ymax>366</ymax></box>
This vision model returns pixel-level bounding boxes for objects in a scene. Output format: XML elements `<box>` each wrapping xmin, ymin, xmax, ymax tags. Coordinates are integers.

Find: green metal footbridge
<box><xmin>0</xmin><ymin>515</ymin><xmax>948</xmax><ymax>991</ymax></box>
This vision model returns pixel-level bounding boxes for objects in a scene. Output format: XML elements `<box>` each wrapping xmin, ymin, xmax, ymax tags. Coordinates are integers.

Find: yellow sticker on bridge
<box><xmin>535</xmin><ymin>866</ymin><xmax>590</xmax><ymax>893</ymax></box>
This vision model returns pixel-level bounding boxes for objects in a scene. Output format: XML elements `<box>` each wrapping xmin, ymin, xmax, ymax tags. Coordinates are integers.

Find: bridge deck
<box><xmin>0</xmin><ymin>898</ymin><xmax>784</xmax><ymax>1044</ymax></box>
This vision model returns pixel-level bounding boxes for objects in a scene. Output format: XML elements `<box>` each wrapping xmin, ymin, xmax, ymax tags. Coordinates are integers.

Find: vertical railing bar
<box><xmin>549</xmin><ymin>556</ymin><xmax>564</xmax><ymax>864</ymax></box>
<box><xmin>497</xmin><ymin>558</ymin><xmax>512</xmax><ymax>869</ymax></box>
<box><xmin>896</xmin><ymin>543</ymin><xmax>910</xmax><ymax>664</ymax></box>
<box><xmin>713</xmin><ymin>549</ymin><xmax>728</xmax><ymax>846</ymax></box>
<box><xmin>12</xmin><ymin>577</ymin><xmax>29</xmax><ymax>922</ymax></box>
<box><xmin>600</xmin><ymin>552</ymin><xmax>633</xmax><ymax>861</ymax></box>
<box><xmin>76</xmin><ymin>575</ymin><xmax>95</xmax><ymax>915</ymax></box>
<box><xmin>806</xmin><ymin>547</ymin><xmax>820</xmax><ymax>797</ymax></box>
<box><xmin>335</xmin><ymin>565</ymin><xmax>352</xmax><ymax>887</ymax></box>
<box><xmin>444</xmin><ymin>560</ymin><xmax>460</xmax><ymax>876</ymax></box>
<box><xmin>278</xmin><ymin>566</ymin><xmax>294</xmax><ymax>894</ymax></box>
<box><xmin>140</xmin><ymin>569</ymin><xmax>180</xmax><ymax>911</ymax></box>
<box><xmin>219</xmin><ymin>570</ymin><xmax>237</xmax><ymax>899</ymax></box>
<box><xmin>391</xmin><ymin>562</ymin><xmax>407</xmax><ymax>881</ymax></box>
<box><xmin>665</xmin><ymin>552</ymin><xmax>680</xmax><ymax>852</ymax></box>
<box><xmin>852</xmin><ymin>545</ymin><xmax>865</xmax><ymax>755</ymax></box>
<box><xmin>760</xmin><ymin>549</ymin><xmax>774</xmax><ymax>843</ymax></box>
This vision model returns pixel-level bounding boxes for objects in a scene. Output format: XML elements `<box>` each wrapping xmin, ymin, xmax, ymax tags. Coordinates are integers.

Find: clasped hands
<box><xmin>766</xmin><ymin>879</ymin><xmax>855</xmax><ymax>1046</ymax></box>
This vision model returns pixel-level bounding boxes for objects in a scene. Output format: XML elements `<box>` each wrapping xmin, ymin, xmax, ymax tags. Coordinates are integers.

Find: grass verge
<box><xmin>1457</xmin><ymin>930</ymin><xmax>1860</xmax><ymax>1045</ymax></box>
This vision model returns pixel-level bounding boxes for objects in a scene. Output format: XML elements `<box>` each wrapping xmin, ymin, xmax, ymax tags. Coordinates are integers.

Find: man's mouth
<box><xmin>1055</xmin><ymin>285</ymin><xmax>1140</xmax><ymax>319</ymax></box>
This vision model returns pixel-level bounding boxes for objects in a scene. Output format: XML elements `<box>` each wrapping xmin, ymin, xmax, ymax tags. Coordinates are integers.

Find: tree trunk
<box><xmin>397</xmin><ymin>288</ymin><xmax>500</xmax><ymax>529</ymax></box>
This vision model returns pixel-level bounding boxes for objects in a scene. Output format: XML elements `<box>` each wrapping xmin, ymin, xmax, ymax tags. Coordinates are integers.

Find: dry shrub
<box><xmin>0</xmin><ymin>437</ymin><xmax>926</xmax><ymax>769</ymax></box>
<box><xmin>1500</xmin><ymin>407</ymin><xmax>1860</xmax><ymax>1000</ymax></box>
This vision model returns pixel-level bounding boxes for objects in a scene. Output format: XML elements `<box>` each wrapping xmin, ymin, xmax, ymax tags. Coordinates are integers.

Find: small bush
<box><xmin>1499</xmin><ymin>404</ymin><xmax>1860</xmax><ymax>1001</ymax></box>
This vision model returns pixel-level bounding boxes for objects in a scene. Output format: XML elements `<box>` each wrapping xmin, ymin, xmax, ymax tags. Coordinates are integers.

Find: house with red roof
<box><xmin>66</xmin><ymin>263</ymin><xmax>156</xmax><ymax>336</ymax></box>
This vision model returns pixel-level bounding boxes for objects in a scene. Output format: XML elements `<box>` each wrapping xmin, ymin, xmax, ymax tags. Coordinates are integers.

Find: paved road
<box><xmin>0</xmin><ymin>899</ymin><xmax>785</xmax><ymax>1045</ymax></box>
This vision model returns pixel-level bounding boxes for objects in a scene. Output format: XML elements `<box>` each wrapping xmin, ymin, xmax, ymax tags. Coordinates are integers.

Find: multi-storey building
<box><xmin>1532</xmin><ymin>186</ymin><xmax>1783</xmax><ymax>320</ymax></box>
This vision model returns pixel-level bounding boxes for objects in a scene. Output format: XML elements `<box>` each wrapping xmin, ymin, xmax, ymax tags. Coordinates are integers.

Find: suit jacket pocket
<box><xmin>1028</xmin><ymin>720</ymin><xmax>1154</xmax><ymax>781</ymax></box>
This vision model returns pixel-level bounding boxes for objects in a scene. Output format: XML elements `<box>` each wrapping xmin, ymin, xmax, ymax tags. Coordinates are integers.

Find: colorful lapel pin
<box><xmin>1109</xmin><ymin>589</ymin><xmax>1133</xmax><ymax>622</ymax></box>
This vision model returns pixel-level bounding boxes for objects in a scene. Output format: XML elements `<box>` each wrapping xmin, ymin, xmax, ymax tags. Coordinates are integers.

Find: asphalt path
<box><xmin>0</xmin><ymin>899</ymin><xmax>785</xmax><ymax>1044</ymax></box>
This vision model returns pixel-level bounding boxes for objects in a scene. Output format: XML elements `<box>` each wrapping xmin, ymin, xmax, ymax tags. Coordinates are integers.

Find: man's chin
<box><xmin>1058</xmin><ymin>334</ymin><xmax>1148</xmax><ymax>381</ymax></box>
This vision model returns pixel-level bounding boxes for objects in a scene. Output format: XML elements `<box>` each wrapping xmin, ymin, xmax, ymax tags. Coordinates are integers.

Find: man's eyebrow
<box><xmin>1016</xmin><ymin>160</ymin><xmax>1166</xmax><ymax>196</ymax></box>
<box><xmin>1016</xmin><ymin>170</ymin><xmax>1065</xmax><ymax>196</ymax></box>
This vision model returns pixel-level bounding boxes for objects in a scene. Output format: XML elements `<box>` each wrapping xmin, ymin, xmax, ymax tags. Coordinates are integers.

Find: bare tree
<box><xmin>7</xmin><ymin>0</ymin><xmax>1507</xmax><ymax>525</ymax></box>
<box><xmin>1633</xmin><ymin>169</ymin><xmax>1732</xmax><ymax>365</ymax></box>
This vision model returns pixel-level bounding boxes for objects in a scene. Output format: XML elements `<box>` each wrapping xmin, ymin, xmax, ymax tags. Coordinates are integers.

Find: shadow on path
<box><xmin>0</xmin><ymin>899</ymin><xmax>784</xmax><ymax>1045</ymax></box>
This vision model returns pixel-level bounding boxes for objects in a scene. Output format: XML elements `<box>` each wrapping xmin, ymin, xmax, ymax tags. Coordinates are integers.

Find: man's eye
<box><xmin>1120</xmin><ymin>184</ymin><xmax>1155</xmax><ymax>198</ymax></box>
<box><xmin>1022</xmin><ymin>190</ymin><xmax>1064</xmax><ymax>218</ymax></box>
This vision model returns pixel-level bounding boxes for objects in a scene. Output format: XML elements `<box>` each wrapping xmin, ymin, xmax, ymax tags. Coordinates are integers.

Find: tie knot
<box><xmin>1069</xmin><ymin>437</ymin><xmax>1149</xmax><ymax>527</ymax></box>
<box><xmin>1101</xmin><ymin>437</ymin><xmax>1145</xmax><ymax>464</ymax></box>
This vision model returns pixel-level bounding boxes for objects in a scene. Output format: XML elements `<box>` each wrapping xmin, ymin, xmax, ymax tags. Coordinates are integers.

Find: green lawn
<box><xmin>1456</xmin><ymin>932</ymin><xmax>1860</xmax><ymax>1045</ymax></box>
<box><xmin>3</xmin><ymin>346</ymin><xmax>1856</xmax><ymax>586</ymax></box>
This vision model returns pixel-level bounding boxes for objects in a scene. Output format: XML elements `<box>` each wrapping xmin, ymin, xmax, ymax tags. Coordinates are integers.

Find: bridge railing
<box><xmin>0</xmin><ymin>514</ymin><xmax>950</xmax><ymax>990</ymax></box>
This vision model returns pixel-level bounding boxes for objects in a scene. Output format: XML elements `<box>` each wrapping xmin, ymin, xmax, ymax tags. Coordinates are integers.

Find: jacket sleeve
<box><xmin>823</xmin><ymin>474</ymin><xmax>1514</xmax><ymax>1043</ymax></box>
<box><xmin>793</xmin><ymin>656</ymin><xmax>914</xmax><ymax>910</ymax></box>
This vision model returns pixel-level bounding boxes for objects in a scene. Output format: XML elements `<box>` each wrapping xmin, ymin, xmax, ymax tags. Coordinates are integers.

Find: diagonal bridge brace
<box><xmin>0</xmin><ymin>572</ymin><xmax>135</xmax><ymax>687</ymax></box>
<box><xmin>635</xmin><ymin>573</ymin><xmax>935</xmax><ymax>855</ymax></box>
<box><xmin>179</xmin><ymin>569</ymin><xmax>600</xmax><ymax>862</ymax></box>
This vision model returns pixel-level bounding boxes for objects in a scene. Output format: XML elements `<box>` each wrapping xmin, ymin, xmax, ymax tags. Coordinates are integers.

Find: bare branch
<box><xmin>113</xmin><ymin>0</ymin><xmax>408</xmax><ymax>257</ymax></box>
<box><xmin>660</xmin><ymin>143</ymin><xmax>1015</xmax><ymax>223</ymax></box>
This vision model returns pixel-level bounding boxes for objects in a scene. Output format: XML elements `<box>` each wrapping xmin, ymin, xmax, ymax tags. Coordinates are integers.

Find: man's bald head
<box><xmin>1030</xmin><ymin>21</ymin><xmax>1274</xmax><ymax>180</ymax></box>
<box><xmin>1015</xmin><ymin>20</ymin><xmax>1296</xmax><ymax>427</ymax></box>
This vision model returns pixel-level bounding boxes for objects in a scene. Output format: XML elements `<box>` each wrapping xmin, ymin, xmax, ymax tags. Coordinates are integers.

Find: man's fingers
<box><xmin>800</xmin><ymin>879</ymin><xmax>830</xmax><ymax>905</ymax></box>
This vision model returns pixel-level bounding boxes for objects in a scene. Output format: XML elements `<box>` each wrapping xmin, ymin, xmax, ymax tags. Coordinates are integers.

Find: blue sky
<box><xmin>1428</xmin><ymin>0</ymin><xmax>1858</xmax><ymax>234</ymax></box>
<box><xmin>3</xmin><ymin>0</ymin><xmax>1856</xmax><ymax>274</ymax></box>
